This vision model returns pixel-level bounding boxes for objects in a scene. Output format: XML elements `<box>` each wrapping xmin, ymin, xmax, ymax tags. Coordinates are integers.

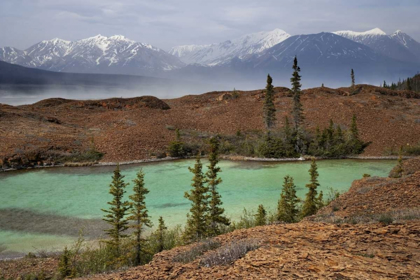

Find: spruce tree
<box><xmin>283</xmin><ymin>116</ymin><xmax>295</xmax><ymax>156</ymax></box>
<box><xmin>183</xmin><ymin>155</ymin><xmax>209</xmax><ymax>242</ymax></box>
<box><xmin>263</xmin><ymin>74</ymin><xmax>276</xmax><ymax>129</ymax></box>
<box><xmin>255</xmin><ymin>204</ymin><xmax>267</xmax><ymax>226</ymax></box>
<box><xmin>58</xmin><ymin>247</ymin><xmax>73</xmax><ymax>278</ymax></box>
<box><xmin>102</xmin><ymin>165</ymin><xmax>131</xmax><ymax>255</ymax></box>
<box><xmin>168</xmin><ymin>129</ymin><xmax>185</xmax><ymax>157</ymax></box>
<box><xmin>301</xmin><ymin>159</ymin><xmax>320</xmax><ymax>218</ymax></box>
<box><xmin>348</xmin><ymin>114</ymin><xmax>364</xmax><ymax>154</ymax></box>
<box><xmin>407</xmin><ymin>78</ymin><xmax>412</xmax><ymax>91</ymax></box>
<box><xmin>205</xmin><ymin>137</ymin><xmax>230</xmax><ymax>236</ymax></box>
<box><xmin>326</xmin><ymin>119</ymin><xmax>335</xmax><ymax>151</ymax></box>
<box><xmin>277</xmin><ymin>176</ymin><xmax>299</xmax><ymax>223</ymax></box>
<box><xmin>316</xmin><ymin>191</ymin><xmax>324</xmax><ymax>210</ymax></box>
<box><xmin>156</xmin><ymin>216</ymin><xmax>167</xmax><ymax>253</ymax></box>
<box><xmin>350</xmin><ymin>114</ymin><xmax>359</xmax><ymax>140</ymax></box>
<box><xmin>291</xmin><ymin>57</ymin><xmax>304</xmax><ymax>129</ymax></box>
<box><xmin>334</xmin><ymin>125</ymin><xmax>344</xmax><ymax>145</ymax></box>
<box><xmin>394</xmin><ymin>146</ymin><xmax>404</xmax><ymax>178</ymax></box>
<box><xmin>128</xmin><ymin>169</ymin><xmax>152</xmax><ymax>265</ymax></box>
<box><xmin>290</xmin><ymin>57</ymin><xmax>306</xmax><ymax>155</ymax></box>
<box><xmin>351</xmin><ymin>69</ymin><xmax>355</xmax><ymax>88</ymax></box>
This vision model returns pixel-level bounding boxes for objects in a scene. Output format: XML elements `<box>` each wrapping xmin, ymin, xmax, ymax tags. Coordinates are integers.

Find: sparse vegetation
<box><xmin>172</xmin><ymin>239</ymin><xmax>221</xmax><ymax>264</ymax></box>
<box><xmin>199</xmin><ymin>239</ymin><xmax>260</xmax><ymax>267</ymax></box>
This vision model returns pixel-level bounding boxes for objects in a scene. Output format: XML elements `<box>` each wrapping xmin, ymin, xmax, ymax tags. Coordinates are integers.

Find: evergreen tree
<box><xmin>347</xmin><ymin>114</ymin><xmax>365</xmax><ymax>154</ymax></box>
<box><xmin>316</xmin><ymin>191</ymin><xmax>324</xmax><ymax>210</ymax></box>
<box><xmin>351</xmin><ymin>69</ymin><xmax>355</xmax><ymax>88</ymax></box>
<box><xmin>407</xmin><ymin>78</ymin><xmax>412</xmax><ymax>91</ymax></box>
<box><xmin>326</xmin><ymin>119</ymin><xmax>335</xmax><ymax>151</ymax></box>
<box><xmin>301</xmin><ymin>159</ymin><xmax>320</xmax><ymax>218</ymax></box>
<box><xmin>168</xmin><ymin>129</ymin><xmax>185</xmax><ymax>157</ymax></box>
<box><xmin>290</xmin><ymin>57</ymin><xmax>306</xmax><ymax>155</ymax></box>
<box><xmin>291</xmin><ymin>57</ymin><xmax>304</xmax><ymax>129</ymax></box>
<box><xmin>334</xmin><ymin>125</ymin><xmax>344</xmax><ymax>145</ymax></box>
<box><xmin>128</xmin><ymin>169</ymin><xmax>152</xmax><ymax>265</ymax></box>
<box><xmin>155</xmin><ymin>216</ymin><xmax>167</xmax><ymax>253</ymax></box>
<box><xmin>183</xmin><ymin>155</ymin><xmax>209</xmax><ymax>242</ymax></box>
<box><xmin>394</xmin><ymin>146</ymin><xmax>404</xmax><ymax>178</ymax></box>
<box><xmin>263</xmin><ymin>74</ymin><xmax>276</xmax><ymax>129</ymax></box>
<box><xmin>58</xmin><ymin>247</ymin><xmax>73</xmax><ymax>278</ymax></box>
<box><xmin>255</xmin><ymin>204</ymin><xmax>267</xmax><ymax>226</ymax></box>
<box><xmin>282</xmin><ymin>117</ymin><xmax>296</xmax><ymax>157</ymax></box>
<box><xmin>277</xmin><ymin>176</ymin><xmax>299</xmax><ymax>223</ymax></box>
<box><xmin>350</xmin><ymin>114</ymin><xmax>359</xmax><ymax>140</ymax></box>
<box><xmin>102</xmin><ymin>165</ymin><xmax>131</xmax><ymax>255</ymax></box>
<box><xmin>205</xmin><ymin>137</ymin><xmax>230</xmax><ymax>236</ymax></box>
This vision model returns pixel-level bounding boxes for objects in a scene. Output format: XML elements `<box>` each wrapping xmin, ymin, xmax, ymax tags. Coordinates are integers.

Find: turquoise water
<box><xmin>0</xmin><ymin>159</ymin><xmax>395</xmax><ymax>256</ymax></box>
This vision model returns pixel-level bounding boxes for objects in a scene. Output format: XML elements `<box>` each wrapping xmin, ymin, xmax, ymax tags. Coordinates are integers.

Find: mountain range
<box><xmin>1</xmin><ymin>28</ymin><xmax>420</xmax><ymax>89</ymax></box>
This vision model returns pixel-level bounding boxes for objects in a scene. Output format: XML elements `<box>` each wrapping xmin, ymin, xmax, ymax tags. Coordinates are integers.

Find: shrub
<box><xmin>200</xmin><ymin>239</ymin><xmax>260</xmax><ymax>267</ymax></box>
<box><xmin>172</xmin><ymin>239</ymin><xmax>221</xmax><ymax>263</ymax></box>
<box><xmin>378</xmin><ymin>215</ymin><xmax>394</xmax><ymax>225</ymax></box>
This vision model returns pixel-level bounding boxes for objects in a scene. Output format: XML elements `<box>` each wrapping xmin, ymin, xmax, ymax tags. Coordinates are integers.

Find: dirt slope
<box><xmin>85</xmin><ymin>222</ymin><xmax>420</xmax><ymax>280</ymax></box>
<box><xmin>1</xmin><ymin>85</ymin><xmax>420</xmax><ymax>167</ymax></box>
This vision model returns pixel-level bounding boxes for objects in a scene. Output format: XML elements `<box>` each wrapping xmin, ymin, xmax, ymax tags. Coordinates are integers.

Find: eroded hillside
<box><xmin>1</xmin><ymin>85</ymin><xmax>419</xmax><ymax>168</ymax></box>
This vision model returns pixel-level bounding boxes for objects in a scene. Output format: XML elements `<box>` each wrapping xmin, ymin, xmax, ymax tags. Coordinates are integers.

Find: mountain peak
<box><xmin>109</xmin><ymin>35</ymin><xmax>134</xmax><ymax>42</ymax></box>
<box><xmin>40</xmin><ymin>38</ymin><xmax>71</xmax><ymax>45</ymax></box>
<box><xmin>170</xmin><ymin>28</ymin><xmax>290</xmax><ymax>65</ymax></box>
<box><xmin>334</xmin><ymin>28</ymin><xmax>386</xmax><ymax>37</ymax></box>
<box><xmin>366</xmin><ymin>28</ymin><xmax>387</xmax><ymax>35</ymax></box>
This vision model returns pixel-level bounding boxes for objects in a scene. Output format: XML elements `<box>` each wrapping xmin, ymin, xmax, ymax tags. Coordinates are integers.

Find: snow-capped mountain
<box><xmin>333</xmin><ymin>28</ymin><xmax>420</xmax><ymax>63</ymax></box>
<box><xmin>0</xmin><ymin>35</ymin><xmax>185</xmax><ymax>76</ymax></box>
<box><xmin>390</xmin><ymin>30</ymin><xmax>420</xmax><ymax>60</ymax></box>
<box><xmin>169</xmin><ymin>29</ymin><xmax>291</xmax><ymax>65</ymax></box>
<box><xmin>0</xmin><ymin>47</ymin><xmax>31</xmax><ymax>65</ymax></box>
<box><xmin>174</xmin><ymin>32</ymin><xmax>419</xmax><ymax>88</ymax></box>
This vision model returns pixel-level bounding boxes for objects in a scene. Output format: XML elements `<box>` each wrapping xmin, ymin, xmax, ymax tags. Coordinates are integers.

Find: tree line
<box><xmin>169</xmin><ymin>58</ymin><xmax>369</xmax><ymax>160</ymax></box>
<box><xmin>382</xmin><ymin>74</ymin><xmax>420</xmax><ymax>91</ymax></box>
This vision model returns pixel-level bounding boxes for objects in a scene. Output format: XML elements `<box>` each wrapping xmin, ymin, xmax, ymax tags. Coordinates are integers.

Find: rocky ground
<box><xmin>1</xmin><ymin>85</ymin><xmax>420</xmax><ymax>168</ymax></box>
<box><xmin>83</xmin><ymin>222</ymin><xmax>420</xmax><ymax>280</ymax></box>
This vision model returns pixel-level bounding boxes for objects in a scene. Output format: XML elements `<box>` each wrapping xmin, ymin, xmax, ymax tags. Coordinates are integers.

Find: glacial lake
<box><xmin>0</xmin><ymin>159</ymin><xmax>395</xmax><ymax>258</ymax></box>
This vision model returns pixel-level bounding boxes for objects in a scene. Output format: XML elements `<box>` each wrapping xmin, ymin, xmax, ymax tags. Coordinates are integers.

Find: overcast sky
<box><xmin>1</xmin><ymin>0</ymin><xmax>420</xmax><ymax>51</ymax></box>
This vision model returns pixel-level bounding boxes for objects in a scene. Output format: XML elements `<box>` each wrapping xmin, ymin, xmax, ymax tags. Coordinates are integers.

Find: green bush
<box><xmin>378</xmin><ymin>215</ymin><xmax>394</xmax><ymax>225</ymax></box>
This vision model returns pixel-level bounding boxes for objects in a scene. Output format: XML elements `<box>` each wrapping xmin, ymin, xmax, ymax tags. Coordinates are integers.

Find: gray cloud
<box><xmin>1</xmin><ymin>0</ymin><xmax>419</xmax><ymax>51</ymax></box>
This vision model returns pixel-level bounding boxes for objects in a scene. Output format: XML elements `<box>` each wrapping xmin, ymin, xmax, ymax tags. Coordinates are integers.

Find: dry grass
<box><xmin>199</xmin><ymin>239</ymin><xmax>260</xmax><ymax>267</ymax></box>
<box><xmin>172</xmin><ymin>239</ymin><xmax>221</xmax><ymax>264</ymax></box>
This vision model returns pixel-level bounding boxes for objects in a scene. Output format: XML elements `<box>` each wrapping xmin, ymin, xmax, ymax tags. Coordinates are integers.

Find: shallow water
<box><xmin>0</xmin><ymin>159</ymin><xmax>395</xmax><ymax>256</ymax></box>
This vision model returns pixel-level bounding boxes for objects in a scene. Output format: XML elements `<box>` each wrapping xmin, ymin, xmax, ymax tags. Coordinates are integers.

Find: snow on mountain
<box><xmin>390</xmin><ymin>30</ymin><xmax>420</xmax><ymax>60</ymax></box>
<box><xmin>333</xmin><ymin>28</ymin><xmax>419</xmax><ymax>63</ymax></box>
<box><xmin>170</xmin><ymin>29</ymin><xmax>291</xmax><ymax>65</ymax></box>
<box><xmin>0</xmin><ymin>47</ymin><xmax>32</xmax><ymax>65</ymax></box>
<box><xmin>0</xmin><ymin>35</ymin><xmax>184</xmax><ymax>75</ymax></box>
<box><xmin>333</xmin><ymin>28</ymin><xmax>387</xmax><ymax>40</ymax></box>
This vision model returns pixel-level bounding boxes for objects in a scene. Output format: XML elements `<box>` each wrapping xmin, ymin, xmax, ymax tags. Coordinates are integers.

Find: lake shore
<box><xmin>0</xmin><ymin>155</ymin><xmax>407</xmax><ymax>173</ymax></box>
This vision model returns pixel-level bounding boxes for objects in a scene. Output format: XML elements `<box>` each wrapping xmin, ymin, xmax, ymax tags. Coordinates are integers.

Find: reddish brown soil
<box><xmin>84</xmin><ymin>222</ymin><xmax>420</xmax><ymax>280</ymax></box>
<box><xmin>314</xmin><ymin>157</ymin><xmax>420</xmax><ymax>222</ymax></box>
<box><xmin>1</xmin><ymin>85</ymin><xmax>419</xmax><ymax>166</ymax></box>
